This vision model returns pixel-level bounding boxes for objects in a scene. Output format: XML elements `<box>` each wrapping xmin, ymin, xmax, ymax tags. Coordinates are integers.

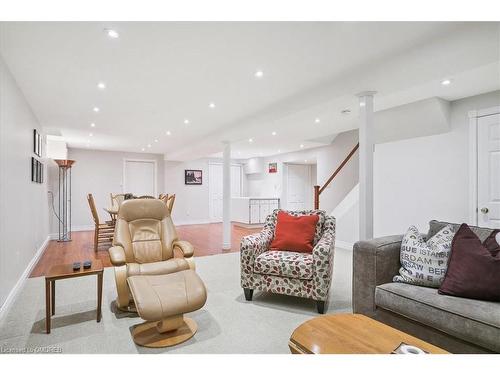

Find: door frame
<box><xmin>122</xmin><ymin>158</ymin><xmax>158</xmax><ymax>196</ymax></box>
<box><xmin>468</xmin><ymin>106</ymin><xmax>500</xmax><ymax>225</ymax></box>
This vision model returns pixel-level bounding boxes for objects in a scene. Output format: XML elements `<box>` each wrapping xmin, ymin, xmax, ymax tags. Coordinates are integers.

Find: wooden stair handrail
<box><xmin>314</xmin><ymin>142</ymin><xmax>359</xmax><ymax>209</ymax></box>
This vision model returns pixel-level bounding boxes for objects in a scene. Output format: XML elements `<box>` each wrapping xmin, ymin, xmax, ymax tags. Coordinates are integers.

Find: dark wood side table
<box><xmin>45</xmin><ymin>259</ymin><xmax>103</xmax><ymax>334</ymax></box>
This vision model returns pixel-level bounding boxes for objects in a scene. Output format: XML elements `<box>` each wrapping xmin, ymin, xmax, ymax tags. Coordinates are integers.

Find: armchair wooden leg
<box><xmin>243</xmin><ymin>288</ymin><xmax>253</xmax><ymax>301</ymax></box>
<box><xmin>316</xmin><ymin>300</ymin><xmax>326</xmax><ymax>314</ymax></box>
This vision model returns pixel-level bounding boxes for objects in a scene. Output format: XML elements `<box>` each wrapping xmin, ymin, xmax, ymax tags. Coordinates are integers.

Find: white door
<box><xmin>286</xmin><ymin>164</ymin><xmax>312</xmax><ymax>211</ymax></box>
<box><xmin>123</xmin><ymin>160</ymin><xmax>156</xmax><ymax>196</ymax></box>
<box><xmin>478</xmin><ymin>113</ymin><xmax>500</xmax><ymax>228</ymax></box>
<box><xmin>209</xmin><ymin>164</ymin><xmax>242</xmax><ymax>222</ymax></box>
<box><xmin>209</xmin><ymin>164</ymin><xmax>223</xmax><ymax>222</ymax></box>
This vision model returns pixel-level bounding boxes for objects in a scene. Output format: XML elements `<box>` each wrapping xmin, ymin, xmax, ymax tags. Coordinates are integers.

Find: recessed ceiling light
<box><xmin>147</xmin><ymin>144</ymin><xmax>151</xmax><ymax>148</ymax></box>
<box><xmin>441</xmin><ymin>79</ymin><xmax>452</xmax><ymax>86</ymax></box>
<box><xmin>248</xmin><ymin>138</ymin><xmax>253</xmax><ymax>143</ymax></box>
<box><xmin>104</xmin><ymin>29</ymin><xmax>119</xmax><ymax>39</ymax></box>
<box><xmin>315</xmin><ymin>118</ymin><xmax>320</xmax><ymax>123</ymax></box>
<box><xmin>93</xmin><ymin>107</ymin><xmax>100</xmax><ymax>112</ymax></box>
<box><xmin>166</xmin><ymin>130</ymin><xmax>171</xmax><ymax>136</ymax></box>
<box><xmin>89</xmin><ymin>133</ymin><xmax>93</xmax><ymax>137</ymax></box>
<box><xmin>209</xmin><ymin>102</ymin><xmax>216</xmax><ymax>109</ymax></box>
<box><xmin>271</xmin><ymin>131</ymin><xmax>277</xmax><ymax>136</ymax></box>
<box><xmin>90</xmin><ymin>123</ymin><xmax>96</xmax><ymax>127</ymax></box>
<box><xmin>97</xmin><ymin>82</ymin><xmax>106</xmax><ymax>90</ymax></box>
<box><xmin>359</xmin><ymin>102</ymin><xmax>366</xmax><ymax>107</ymax></box>
<box><xmin>305</xmin><ymin>159</ymin><xmax>308</xmax><ymax>163</ymax></box>
<box><xmin>154</xmin><ymin>139</ymin><xmax>158</xmax><ymax>143</ymax></box>
<box><xmin>141</xmin><ymin>148</ymin><xmax>145</xmax><ymax>152</ymax></box>
<box><xmin>277</xmin><ymin>149</ymin><xmax>281</xmax><ymax>153</ymax></box>
<box><xmin>254</xmin><ymin>70</ymin><xmax>264</xmax><ymax>78</ymax></box>
<box><xmin>300</xmin><ymin>144</ymin><xmax>304</xmax><ymax>148</ymax></box>
<box><xmin>184</xmin><ymin>119</ymin><xmax>190</xmax><ymax>124</ymax></box>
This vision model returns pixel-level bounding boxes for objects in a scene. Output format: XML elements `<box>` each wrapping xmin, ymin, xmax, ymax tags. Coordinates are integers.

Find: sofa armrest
<box><xmin>312</xmin><ymin>216</ymin><xmax>336</xmax><ymax>301</ymax></box>
<box><xmin>240</xmin><ymin>229</ymin><xmax>274</xmax><ymax>287</ymax></box>
<box><xmin>173</xmin><ymin>240</ymin><xmax>194</xmax><ymax>258</ymax></box>
<box><xmin>352</xmin><ymin>235</ymin><xmax>402</xmax><ymax>316</ymax></box>
<box><xmin>109</xmin><ymin>246</ymin><xmax>126</xmax><ymax>267</ymax></box>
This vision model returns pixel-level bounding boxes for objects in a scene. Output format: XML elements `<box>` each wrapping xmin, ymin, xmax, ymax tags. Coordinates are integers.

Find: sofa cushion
<box><xmin>428</xmin><ymin>220</ymin><xmax>493</xmax><ymax>242</ymax></box>
<box><xmin>438</xmin><ymin>224</ymin><xmax>500</xmax><ymax>302</ymax></box>
<box><xmin>375</xmin><ymin>282</ymin><xmax>500</xmax><ymax>352</ymax></box>
<box><xmin>254</xmin><ymin>250</ymin><xmax>313</xmax><ymax>280</ymax></box>
<box><xmin>393</xmin><ymin>225</ymin><xmax>454</xmax><ymax>288</ymax></box>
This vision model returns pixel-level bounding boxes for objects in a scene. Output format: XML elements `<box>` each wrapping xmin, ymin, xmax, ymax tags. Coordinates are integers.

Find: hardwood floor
<box><xmin>30</xmin><ymin>223</ymin><xmax>261</xmax><ymax>278</ymax></box>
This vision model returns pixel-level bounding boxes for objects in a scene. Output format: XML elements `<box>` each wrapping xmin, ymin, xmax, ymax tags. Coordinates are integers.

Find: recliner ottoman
<box><xmin>127</xmin><ymin>270</ymin><xmax>207</xmax><ymax>348</ymax></box>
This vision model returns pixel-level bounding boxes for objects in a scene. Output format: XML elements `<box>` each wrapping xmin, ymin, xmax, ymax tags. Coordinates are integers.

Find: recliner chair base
<box><xmin>132</xmin><ymin>317</ymin><xmax>197</xmax><ymax>348</ymax></box>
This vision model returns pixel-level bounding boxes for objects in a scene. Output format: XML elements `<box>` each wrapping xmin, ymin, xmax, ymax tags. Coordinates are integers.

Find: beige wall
<box><xmin>0</xmin><ymin>55</ymin><xmax>50</xmax><ymax>308</ymax></box>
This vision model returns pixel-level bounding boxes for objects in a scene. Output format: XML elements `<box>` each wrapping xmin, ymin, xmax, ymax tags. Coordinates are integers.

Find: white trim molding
<box><xmin>0</xmin><ymin>236</ymin><xmax>50</xmax><ymax>322</ymax></box>
<box><xmin>468</xmin><ymin>106</ymin><xmax>500</xmax><ymax>226</ymax></box>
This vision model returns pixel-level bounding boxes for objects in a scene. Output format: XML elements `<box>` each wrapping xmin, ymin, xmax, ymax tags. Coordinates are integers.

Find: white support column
<box><xmin>222</xmin><ymin>141</ymin><xmax>231</xmax><ymax>250</ymax></box>
<box><xmin>356</xmin><ymin>91</ymin><xmax>376</xmax><ymax>240</ymax></box>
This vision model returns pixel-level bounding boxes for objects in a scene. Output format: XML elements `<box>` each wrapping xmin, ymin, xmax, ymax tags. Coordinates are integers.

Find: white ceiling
<box><xmin>0</xmin><ymin>22</ymin><xmax>499</xmax><ymax>160</ymax></box>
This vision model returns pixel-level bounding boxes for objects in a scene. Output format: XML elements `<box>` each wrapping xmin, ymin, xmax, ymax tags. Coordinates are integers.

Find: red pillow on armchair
<box><xmin>270</xmin><ymin>211</ymin><xmax>319</xmax><ymax>253</ymax></box>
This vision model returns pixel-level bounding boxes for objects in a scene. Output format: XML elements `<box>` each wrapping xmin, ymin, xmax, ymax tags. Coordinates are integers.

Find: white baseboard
<box><xmin>49</xmin><ymin>225</ymin><xmax>95</xmax><ymax>239</ymax></box>
<box><xmin>335</xmin><ymin>240</ymin><xmax>354</xmax><ymax>250</ymax></box>
<box><xmin>0</xmin><ymin>235</ymin><xmax>50</xmax><ymax>321</ymax></box>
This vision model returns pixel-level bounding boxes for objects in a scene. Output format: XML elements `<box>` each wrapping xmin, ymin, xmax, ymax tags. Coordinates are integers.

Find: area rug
<box><xmin>0</xmin><ymin>249</ymin><xmax>352</xmax><ymax>354</ymax></box>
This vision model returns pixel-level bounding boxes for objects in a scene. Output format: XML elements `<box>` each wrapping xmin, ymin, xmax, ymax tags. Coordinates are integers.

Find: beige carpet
<box><xmin>0</xmin><ymin>248</ymin><xmax>352</xmax><ymax>354</ymax></box>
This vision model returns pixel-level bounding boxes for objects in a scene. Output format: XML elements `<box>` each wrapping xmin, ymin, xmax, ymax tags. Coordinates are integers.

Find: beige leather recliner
<box><xmin>108</xmin><ymin>198</ymin><xmax>196</xmax><ymax>311</ymax></box>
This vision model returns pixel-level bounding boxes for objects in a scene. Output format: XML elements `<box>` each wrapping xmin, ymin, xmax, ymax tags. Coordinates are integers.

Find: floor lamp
<box><xmin>54</xmin><ymin>159</ymin><xmax>75</xmax><ymax>242</ymax></box>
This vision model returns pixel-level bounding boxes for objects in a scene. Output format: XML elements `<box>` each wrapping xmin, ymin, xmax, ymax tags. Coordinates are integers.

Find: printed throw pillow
<box><xmin>393</xmin><ymin>225</ymin><xmax>454</xmax><ymax>288</ymax></box>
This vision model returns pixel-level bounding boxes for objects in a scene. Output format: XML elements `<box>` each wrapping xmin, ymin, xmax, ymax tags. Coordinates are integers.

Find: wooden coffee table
<box><xmin>45</xmin><ymin>260</ymin><xmax>104</xmax><ymax>334</ymax></box>
<box><xmin>289</xmin><ymin>313</ymin><xmax>448</xmax><ymax>354</ymax></box>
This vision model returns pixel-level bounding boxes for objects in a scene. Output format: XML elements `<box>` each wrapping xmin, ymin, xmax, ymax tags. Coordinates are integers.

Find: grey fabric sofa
<box><xmin>353</xmin><ymin>220</ymin><xmax>500</xmax><ymax>354</ymax></box>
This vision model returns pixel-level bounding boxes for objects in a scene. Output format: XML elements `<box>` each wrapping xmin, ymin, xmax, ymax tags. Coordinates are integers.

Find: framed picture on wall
<box><xmin>36</xmin><ymin>159</ymin><xmax>40</xmax><ymax>183</ymax></box>
<box><xmin>38</xmin><ymin>160</ymin><xmax>44</xmax><ymax>183</ymax></box>
<box><xmin>33</xmin><ymin>129</ymin><xmax>39</xmax><ymax>156</ymax></box>
<box><xmin>31</xmin><ymin>157</ymin><xmax>36</xmax><ymax>182</ymax></box>
<box><xmin>33</xmin><ymin>129</ymin><xmax>42</xmax><ymax>157</ymax></box>
<box><xmin>269</xmin><ymin>162</ymin><xmax>277</xmax><ymax>173</ymax></box>
<box><xmin>185</xmin><ymin>169</ymin><xmax>202</xmax><ymax>185</ymax></box>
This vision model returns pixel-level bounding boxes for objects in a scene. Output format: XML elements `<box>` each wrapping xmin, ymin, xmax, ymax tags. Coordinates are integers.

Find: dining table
<box><xmin>104</xmin><ymin>205</ymin><xmax>119</xmax><ymax>222</ymax></box>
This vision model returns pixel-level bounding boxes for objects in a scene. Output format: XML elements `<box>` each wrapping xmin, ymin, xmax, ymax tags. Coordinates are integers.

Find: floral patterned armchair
<box><xmin>240</xmin><ymin>209</ymin><xmax>336</xmax><ymax>313</ymax></box>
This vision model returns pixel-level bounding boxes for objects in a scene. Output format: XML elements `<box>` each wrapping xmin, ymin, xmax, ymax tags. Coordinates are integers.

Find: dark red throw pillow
<box><xmin>270</xmin><ymin>211</ymin><xmax>319</xmax><ymax>253</ymax></box>
<box><xmin>438</xmin><ymin>224</ymin><xmax>500</xmax><ymax>301</ymax></box>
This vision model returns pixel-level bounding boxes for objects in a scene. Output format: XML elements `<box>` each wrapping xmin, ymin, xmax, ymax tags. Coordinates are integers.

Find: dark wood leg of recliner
<box><xmin>243</xmin><ymin>288</ymin><xmax>253</xmax><ymax>301</ymax></box>
<box><xmin>316</xmin><ymin>300</ymin><xmax>326</xmax><ymax>314</ymax></box>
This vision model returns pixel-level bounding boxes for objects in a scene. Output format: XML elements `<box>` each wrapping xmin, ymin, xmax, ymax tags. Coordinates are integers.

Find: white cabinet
<box><xmin>231</xmin><ymin>197</ymin><xmax>280</xmax><ymax>224</ymax></box>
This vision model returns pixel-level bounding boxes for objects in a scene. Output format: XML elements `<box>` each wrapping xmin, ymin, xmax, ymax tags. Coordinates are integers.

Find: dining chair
<box><xmin>87</xmin><ymin>193</ymin><xmax>115</xmax><ymax>252</ymax></box>
<box><xmin>110</xmin><ymin>193</ymin><xmax>126</xmax><ymax>207</ymax></box>
<box><xmin>159</xmin><ymin>193</ymin><xmax>176</xmax><ymax>213</ymax></box>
